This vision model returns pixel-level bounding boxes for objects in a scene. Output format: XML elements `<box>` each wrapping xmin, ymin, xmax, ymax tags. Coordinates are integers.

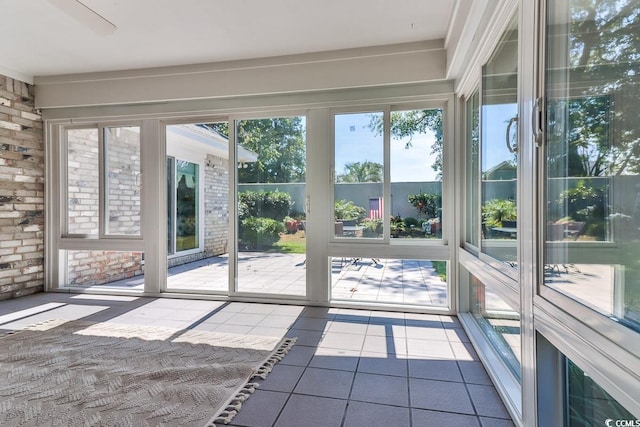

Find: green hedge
<box><xmin>239</xmin><ymin>217</ymin><xmax>285</xmax><ymax>250</ymax></box>
<box><xmin>239</xmin><ymin>190</ymin><xmax>293</xmax><ymax>221</ymax></box>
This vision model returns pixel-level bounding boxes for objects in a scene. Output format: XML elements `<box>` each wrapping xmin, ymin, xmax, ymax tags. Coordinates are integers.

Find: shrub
<box><xmin>239</xmin><ymin>217</ymin><xmax>285</xmax><ymax>250</ymax></box>
<box><xmin>238</xmin><ymin>190</ymin><xmax>293</xmax><ymax>221</ymax></box>
<box><xmin>362</xmin><ymin>219</ymin><xmax>383</xmax><ymax>237</ymax></box>
<box><xmin>408</xmin><ymin>193</ymin><xmax>441</xmax><ymax>219</ymax></box>
<box><xmin>557</xmin><ymin>181</ymin><xmax>605</xmax><ymax>222</ymax></box>
<box><xmin>334</xmin><ymin>199</ymin><xmax>366</xmax><ymax>223</ymax></box>
<box><xmin>403</xmin><ymin>217</ymin><xmax>420</xmax><ymax>228</ymax></box>
<box><xmin>482</xmin><ymin>199</ymin><xmax>517</xmax><ymax>228</ymax></box>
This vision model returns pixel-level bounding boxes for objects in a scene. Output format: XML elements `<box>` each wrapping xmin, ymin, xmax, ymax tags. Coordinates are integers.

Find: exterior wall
<box><xmin>203</xmin><ymin>153</ymin><xmax>229</xmax><ymax>256</ymax></box>
<box><xmin>0</xmin><ymin>75</ymin><xmax>45</xmax><ymax>300</ymax></box>
<box><xmin>167</xmin><ymin>153</ymin><xmax>229</xmax><ymax>268</ymax></box>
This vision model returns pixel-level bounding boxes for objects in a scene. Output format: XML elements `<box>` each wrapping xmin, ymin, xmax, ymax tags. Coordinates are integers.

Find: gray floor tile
<box><xmin>446</xmin><ymin>328</ymin><xmax>471</xmax><ymax>343</ymax></box>
<box><xmin>406</xmin><ymin>339</ymin><xmax>455</xmax><ymax>359</ymax></box>
<box><xmin>405</xmin><ymin>325</ymin><xmax>448</xmax><ymax>341</ymax></box>
<box><xmin>309</xmin><ymin>348</ymin><xmax>359</xmax><ymax>372</ymax></box>
<box><xmin>318</xmin><ymin>332</ymin><xmax>365</xmax><ymax>352</ymax></box>
<box><xmin>480</xmin><ymin>417</ymin><xmax>516</xmax><ymax>427</ymax></box>
<box><xmin>230</xmin><ymin>390</ymin><xmax>289</xmax><ymax>427</ymax></box>
<box><xmin>343</xmin><ymin>401</ymin><xmax>410</xmax><ymax>427</ymax></box>
<box><xmin>225</xmin><ymin>313</ymin><xmax>268</xmax><ymax>326</ymax></box>
<box><xmin>467</xmin><ymin>384</ymin><xmax>511</xmax><ymax>419</ymax></box>
<box><xmin>291</xmin><ymin>317</ymin><xmax>331</xmax><ymax>331</ymax></box>
<box><xmin>459</xmin><ymin>361</ymin><xmax>492</xmax><ymax>385</ymax></box>
<box><xmin>451</xmin><ymin>341</ymin><xmax>480</xmax><ymax>361</ymax></box>
<box><xmin>275</xmin><ymin>395</ymin><xmax>346</xmax><ymax>427</ymax></box>
<box><xmin>412</xmin><ymin>409</ymin><xmax>481</xmax><ymax>427</ymax></box>
<box><xmin>410</xmin><ymin>378</ymin><xmax>475</xmax><ymax>414</ymax></box>
<box><xmin>358</xmin><ymin>353</ymin><xmax>408</xmax><ymax>377</ymax></box>
<box><xmin>294</xmin><ymin>367</ymin><xmax>354</xmax><ymax>399</ymax></box>
<box><xmin>287</xmin><ymin>329</ymin><xmax>323</xmax><ymax>347</ymax></box>
<box><xmin>300</xmin><ymin>306</ymin><xmax>335</xmax><ymax>319</ymax></box>
<box><xmin>258</xmin><ymin>364</ymin><xmax>305</xmax><ymax>393</ymax></box>
<box><xmin>327</xmin><ymin>320</ymin><xmax>369</xmax><ymax>335</ymax></box>
<box><xmin>350</xmin><ymin>372</ymin><xmax>409</xmax><ymax>407</ymax></box>
<box><xmin>259</xmin><ymin>315</ymin><xmax>298</xmax><ymax>328</ymax></box>
<box><xmin>279</xmin><ymin>345</ymin><xmax>315</xmax><ymax>367</ymax></box>
<box><xmin>361</xmin><ymin>334</ymin><xmax>407</xmax><ymax>355</ymax></box>
<box><xmin>408</xmin><ymin>359</ymin><xmax>463</xmax><ymax>382</ymax></box>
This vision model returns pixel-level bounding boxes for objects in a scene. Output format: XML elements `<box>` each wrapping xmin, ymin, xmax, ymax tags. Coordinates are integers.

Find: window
<box><xmin>480</xmin><ymin>15</ymin><xmax>519</xmax><ymax>268</ymax></box>
<box><xmin>543</xmin><ymin>0</ymin><xmax>640</xmax><ymax>331</ymax></box>
<box><xmin>333</xmin><ymin>108</ymin><xmax>445</xmax><ymax>241</ymax></box>
<box><xmin>465</xmin><ymin>91</ymin><xmax>480</xmax><ymax>246</ymax></box>
<box><xmin>65</xmin><ymin>125</ymin><xmax>141</xmax><ymax>238</ymax></box>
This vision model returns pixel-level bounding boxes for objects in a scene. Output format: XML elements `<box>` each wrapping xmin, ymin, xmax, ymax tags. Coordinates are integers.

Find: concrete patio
<box><xmin>71</xmin><ymin>254</ymin><xmax>448</xmax><ymax>306</ymax></box>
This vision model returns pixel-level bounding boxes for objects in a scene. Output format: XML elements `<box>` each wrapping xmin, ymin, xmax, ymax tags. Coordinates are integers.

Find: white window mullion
<box><xmin>383</xmin><ymin>108</ymin><xmax>391</xmax><ymax>242</ymax></box>
<box><xmin>98</xmin><ymin>125</ymin><xmax>106</xmax><ymax>238</ymax></box>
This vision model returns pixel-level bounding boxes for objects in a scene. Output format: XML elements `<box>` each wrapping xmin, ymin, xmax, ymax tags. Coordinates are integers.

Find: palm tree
<box><xmin>337</xmin><ymin>161</ymin><xmax>383</xmax><ymax>182</ymax></box>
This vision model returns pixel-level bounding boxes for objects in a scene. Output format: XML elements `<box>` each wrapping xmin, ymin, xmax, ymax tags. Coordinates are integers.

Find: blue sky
<box><xmin>334</xmin><ymin>112</ymin><xmax>439</xmax><ymax>182</ymax></box>
<box><xmin>482</xmin><ymin>103</ymin><xmax>519</xmax><ymax>171</ymax></box>
<box><xmin>332</xmin><ymin>105</ymin><xmax>517</xmax><ymax>182</ymax></box>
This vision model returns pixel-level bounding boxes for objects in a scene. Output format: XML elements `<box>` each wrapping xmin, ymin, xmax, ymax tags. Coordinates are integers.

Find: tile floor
<box><xmin>0</xmin><ymin>293</ymin><xmax>514</xmax><ymax>427</ymax></box>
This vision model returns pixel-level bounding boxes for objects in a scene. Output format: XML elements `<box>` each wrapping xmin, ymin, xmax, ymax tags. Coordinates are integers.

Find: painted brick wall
<box><xmin>0</xmin><ymin>75</ymin><xmax>44</xmax><ymax>300</ymax></box>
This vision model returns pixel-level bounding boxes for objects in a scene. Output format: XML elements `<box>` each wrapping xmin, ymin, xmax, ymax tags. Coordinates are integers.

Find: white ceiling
<box><xmin>1</xmin><ymin>0</ymin><xmax>456</xmax><ymax>82</ymax></box>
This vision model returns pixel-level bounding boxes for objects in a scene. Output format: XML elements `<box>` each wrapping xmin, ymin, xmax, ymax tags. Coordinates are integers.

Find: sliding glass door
<box><xmin>235</xmin><ymin>116</ymin><xmax>307</xmax><ymax>297</ymax></box>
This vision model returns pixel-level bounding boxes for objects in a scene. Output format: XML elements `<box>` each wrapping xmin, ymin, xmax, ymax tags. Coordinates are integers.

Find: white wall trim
<box><xmin>34</xmin><ymin>41</ymin><xmax>447</xmax><ymax>109</ymax></box>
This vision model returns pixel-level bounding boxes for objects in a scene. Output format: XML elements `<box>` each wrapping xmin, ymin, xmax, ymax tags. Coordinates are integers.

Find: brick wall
<box><xmin>204</xmin><ymin>153</ymin><xmax>229</xmax><ymax>256</ymax></box>
<box><xmin>0</xmin><ymin>75</ymin><xmax>44</xmax><ymax>300</ymax></box>
<box><xmin>66</xmin><ymin>127</ymin><xmax>143</xmax><ymax>286</ymax></box>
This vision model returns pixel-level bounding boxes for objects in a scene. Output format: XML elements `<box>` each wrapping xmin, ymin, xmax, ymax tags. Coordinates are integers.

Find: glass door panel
<box><xmin>544</xmin><ymin>0</ymin><xmax>640</xmax><ymax>331</ymax></box>
<box><xmin>481</xmin><ymin>15</ymin><xmax>519</xmax><ymax>267</ymax></box>
<box><xmin>236</xmin><ymin>116</ymin><xmax>306</xmax><ymax>296</ymax></box>
<box><xmin>165</xmin><ymin>123</ymin><xmax>229</xmax><ymax>293</ymax></box>
<box><xmin>334</xmin><ymin>112</ymin><xmax>384</xmax><ymax>239</ymax></box>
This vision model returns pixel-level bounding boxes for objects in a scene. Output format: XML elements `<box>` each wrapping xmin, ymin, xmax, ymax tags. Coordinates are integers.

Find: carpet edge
<box><xmin>208</xmin><ymin>336</ymin><xmax>298</xmax><ymax>427</ymax></box>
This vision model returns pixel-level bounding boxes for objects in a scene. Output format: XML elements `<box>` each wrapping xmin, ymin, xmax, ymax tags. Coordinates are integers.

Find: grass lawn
<box><xmin>273</xmin><ymin>231</ymin><xmax>306</xmax><ymax>254</ymax></box>
<box><xmin>432</xmin><ymin>260</ymin><xmax>447</xmax><ymax>281</ymax></box>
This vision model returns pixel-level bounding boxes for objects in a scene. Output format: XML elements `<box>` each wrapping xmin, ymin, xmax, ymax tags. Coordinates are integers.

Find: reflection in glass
<box><xmin>481</xmin><ymin>15</ymin><xmax>519</xmax><ymax>267</ymax></box>
<box><xmin>567</xmin><ymin>359</ymin><xmax>636</xmax><ymax>427</ymax></box>
<box><xmin>334</xmin><ymin>112</ymin><xmax>384</xmax><ymax>238</ymax></box>
<box><xmin>389</xmin><ymin>109</ymin><xmax>444</xmax><ymax>240</ymax></box>
<box><xmin>469</xmin><ymin>273</ymin><xmax>521</xmax><ymax>380</ymax></box>
<box><xmin>67</xmin><ymin>128</ymin><xmax>99</xmax><ymax>236</ymax></box>
<box><xmin>544</xmin><ymin>0</ymin><xmax>640</xmax><ymax>331</ymax></box>
<box><xmin>104</xmin><ymin>126</ymin><xmax>141</xmax><ymax>236</ymax></box>
<box><xmin>466</xmin><ymin>91</ymin><xmax>480</xmax><ymax>246</ymax></box>
<box><xmin>176</xmin><ymin>160</ymin><xmax>199</xmax><ymax>251</ymax></box>
<box><xmin>236</xmin><ymin>116</ymin><xmax>306</xmax><ymax>296</ymax></box>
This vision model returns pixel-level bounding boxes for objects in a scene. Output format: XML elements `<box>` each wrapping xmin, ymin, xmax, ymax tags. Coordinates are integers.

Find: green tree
<box><xmin>368</xmin><ymin>109</ymin><xmax>444</xmax><ymax>179</ymax></box>
<box><xmin>337</xmin><ymin>161</ymin><xmax>383</xmax><ymax>182</ymax></box>
<box><xmin>552</xmin><ymin>0</ymin><xmax>640</xmax><ymax>177</ymax></box>
<box><xmin>236</xmin><ymin>117</ymin><xmax>306</xmax><ymax>183</ymax></box>
<box><xmin>201</xmin><ymin>119</ymin><xmax>306</xmax><ymax>183</ymax></box>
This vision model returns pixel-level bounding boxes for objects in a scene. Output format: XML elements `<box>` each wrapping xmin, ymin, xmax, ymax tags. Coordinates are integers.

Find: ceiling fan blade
<box><xmin>48</xmin><ymin>0</ymin><xmax>116</xmax><ymax>35</ymax></box>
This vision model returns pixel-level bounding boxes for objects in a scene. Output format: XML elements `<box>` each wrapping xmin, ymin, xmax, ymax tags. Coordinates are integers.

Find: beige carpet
<box><xmin>0</xmin><ymin>319</ymin><xmax>295</xmax><ymax>426</ymax></box>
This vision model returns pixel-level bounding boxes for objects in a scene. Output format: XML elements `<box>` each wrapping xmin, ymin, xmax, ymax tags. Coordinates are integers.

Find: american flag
<box><xmin>368</xmin><ymin>198</ymin><xmax>383</xmax><ymax>219</ymax></box>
